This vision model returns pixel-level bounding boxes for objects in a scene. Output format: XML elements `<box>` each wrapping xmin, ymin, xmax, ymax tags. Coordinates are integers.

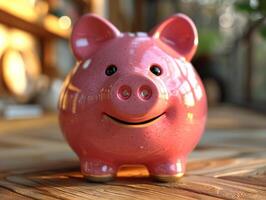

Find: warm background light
<box><xmin>0</xmin><ymin>0</ymin><xmax>70</xmax><ymax>37</ymax></box>
<box><xmin>3</xmin><ymin>50</ymin><xmax>27</xmax><ymax>96</ymax></box>
<box><xmin>9</xmin><ymin>30</ymin><xmax>34</xmax><ymax>50</ymax></box>
<box><xmin>44</xmin><ymin>15</ymin><xmax>70</xmax><ymax>38</ymax></box>
<box><xmin>0</xmin><ymin>25</ymin><xmax>8</xmax><ymax>56</ymax></box>
<box><xmin>0</xmin><ymin>28</ymin><xmax>41</xmax><ymax>101</ymax></box>
<box><xmin>58</xmin><ymin>16</ymin><xmax>72</xmax><ymax>30</ymax></box>
<box><xmin>0</xmin><ymin>0</ymin><xmax>37</xmax><ymax>21</ymax></box>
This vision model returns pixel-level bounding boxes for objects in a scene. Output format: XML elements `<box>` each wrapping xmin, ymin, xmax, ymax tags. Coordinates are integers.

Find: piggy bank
<box><xmin>59</xmin><ymin>13</ymin><xmax>207</xmax><ymax>182</ymax></box>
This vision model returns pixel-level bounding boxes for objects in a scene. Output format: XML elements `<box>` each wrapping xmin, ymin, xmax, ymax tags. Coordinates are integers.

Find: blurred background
<box><xmin>0</xmin><ymin>0</ymin><xmax>265</xmax><ymax>120</ymax></box>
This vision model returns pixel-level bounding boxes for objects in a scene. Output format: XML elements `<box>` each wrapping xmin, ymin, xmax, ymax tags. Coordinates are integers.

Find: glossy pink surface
<box><xmin>59</xmin><ymin>13</ymin><xmax>207</xmax><ymax>181</ymax></box>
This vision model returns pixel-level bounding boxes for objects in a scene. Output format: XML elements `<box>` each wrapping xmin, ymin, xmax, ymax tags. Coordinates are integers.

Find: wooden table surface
<box><xmin>0</xmin><ymin>105</ymin><xmax>266</xmax><ymax>200</ymax></box>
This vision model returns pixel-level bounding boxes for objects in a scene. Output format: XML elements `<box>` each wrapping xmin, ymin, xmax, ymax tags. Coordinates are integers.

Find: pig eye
<box><xmin>105</xmin><ymin>64</ymin><xmax>117</xmax><ymax>76</ymax></box>
<box><xmin>150</xmin><ymin>65</ymin><xmax>162</xmax><ymax>76</ymax></box>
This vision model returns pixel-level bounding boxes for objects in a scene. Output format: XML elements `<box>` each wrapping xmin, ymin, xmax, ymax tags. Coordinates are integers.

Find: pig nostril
<box><xmin>139</xmin><ymin>86</ymin><xmax>152</xmax><ymax>100</ymax></box>
<box><xmin>118</xmin><ymin>85</ymin><xmax>131</xmax><ymax>100</ymax></box>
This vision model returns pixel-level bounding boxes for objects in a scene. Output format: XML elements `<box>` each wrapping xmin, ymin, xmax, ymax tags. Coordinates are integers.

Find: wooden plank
<box><xmin>0</xmin><ymin>113</ymin><xmax>57</xmax><ymax>135</ymax></box>
<box><xmin>166</xmin><ymin>175</ymin><xmax>266</xmax><ymax>200</ymax></box>
<box><xmin>207</xmin><ymin>105</ymin><xmax>266</xmax><ymax>129</ymax></box>
<box><xmin>0</xmin><ymin>187</ymin><xmax>33</xmax><ymax>200</ymax></box>
<box><xmin>1</xmin><ymin>172</ymin><xmax>220</xmax><ymax>200</ymax></box>
<box><xmin>0</xmin><ymin>180</ymin><xmax>59</xmax><ymax>200</ymax></box>
<box><xmin>221</xmin><ymin>176</ymin><xmax>266</xmax><ymax>188</ymax></box>
<box><xmin>2</xmin><ymin>166</ymin><xmax>266</xmax><ymax>200</ymax></box>
<box><xmin>220</xmin><ymin>165</ymin><xmax>266</xmax><ymax>187</ymax></box>
<box><xmin>0</xmin><ymin>106</ymin><xmax>266</xmax><ymax>199</ymax></box>
<box><xmin>200</xmin><ymin>129</ymin><xmax>266</xmax><ymax>149</ymax></box>
<box><xmin>188</xmin><ymin>151</ymin><xmax>266</xmax><ymax>176</ymax></box>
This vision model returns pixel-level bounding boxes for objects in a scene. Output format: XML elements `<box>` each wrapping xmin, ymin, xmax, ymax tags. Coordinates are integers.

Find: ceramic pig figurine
<box><xmin>59</xmin><ymin>13</ymin><xmax>207</xmax><ymax>182</ymax></box>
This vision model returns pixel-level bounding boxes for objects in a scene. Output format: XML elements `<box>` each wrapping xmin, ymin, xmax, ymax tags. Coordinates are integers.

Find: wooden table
<box><xmin>0</xmin><ymin>105</ymin><xmax>266</xmax><ymax>199</ymax></box>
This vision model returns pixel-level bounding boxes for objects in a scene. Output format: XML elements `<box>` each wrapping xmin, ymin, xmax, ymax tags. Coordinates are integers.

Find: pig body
<box><xmin>59</xmin><ymin>14</ymin><xmax>207</xmax><ymax>182</ymax></box>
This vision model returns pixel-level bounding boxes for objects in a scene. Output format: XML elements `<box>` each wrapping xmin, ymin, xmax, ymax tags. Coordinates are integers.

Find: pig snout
<box><xmin>103</xmin><ymin>73</ymin><xmax>168</xmax><ymax>122</ymax></box>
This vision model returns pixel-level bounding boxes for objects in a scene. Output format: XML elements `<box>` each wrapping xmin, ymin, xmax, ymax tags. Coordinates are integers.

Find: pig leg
<box><xmin>80</xmin><ymin>159</ymin><xmax>117</xmax><ymax>182</ymax></box>
<box><xmin>147</xmin><ymin>158</ymin><xmax>186</xmax><ymax>182</ymax></box>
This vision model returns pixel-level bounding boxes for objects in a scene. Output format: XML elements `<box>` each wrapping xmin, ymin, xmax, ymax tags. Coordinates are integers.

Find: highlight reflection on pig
<box><xmin>59</xmin><ymin>13</ymin><xmax>207</xmax><ymax>182</ymax></box>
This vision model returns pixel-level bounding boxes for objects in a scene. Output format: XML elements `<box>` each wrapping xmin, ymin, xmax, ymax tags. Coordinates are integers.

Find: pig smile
<box><xmin>104</xmin><ymin>112</ymin><xmax>165</xmax><ymax>127</ymax></box>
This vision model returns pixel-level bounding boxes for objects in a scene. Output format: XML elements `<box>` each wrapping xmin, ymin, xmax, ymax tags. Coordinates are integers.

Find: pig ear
<box><xmin>71</xmin><ymin>14</ymin><xmax>120</xmax><ymax>60</ymax></box>
<box><xmin>149</xmin><ymin>14</ymin><xmax>198</xmax><ymax>61</ymax></box>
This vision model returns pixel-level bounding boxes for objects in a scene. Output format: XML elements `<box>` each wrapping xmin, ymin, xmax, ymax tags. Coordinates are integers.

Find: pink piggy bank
<box><xmin>59</xmin><ymin>13</ymin><xmax>207</xmax><ymax>182</ymax></box>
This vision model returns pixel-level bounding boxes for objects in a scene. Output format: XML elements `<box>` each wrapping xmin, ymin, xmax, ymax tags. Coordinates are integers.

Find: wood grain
<box><xmin>0</xmin><ymin>106</ymin><xmax>266</xmax><ymax>199</ymax></box>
